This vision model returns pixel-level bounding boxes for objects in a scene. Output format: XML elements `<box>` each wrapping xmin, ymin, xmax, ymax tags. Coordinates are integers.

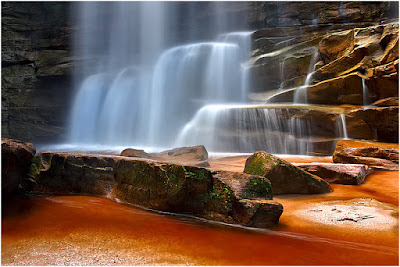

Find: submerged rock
<box><xmin>2</xmin><ymin>138</ymin><xmax>36</xmax><ymax>198</ymax></box>
<box><xmin>29</xmin><ymin>152</ymin><xmax>282</xmax><ymax>228</ymax></box>
<box><xmin>244</xmin><ymin>151</ymin><xmax>332</xmax><ymax>195</ymax></box>
<box><xmin>333</xmin><ymin>140</ymin><xmax>399</xmax><ymax>170</ymax></box>
<box><xmin>293</xmin><ymin>162</ymin><xmax>372</xmax><ymax>185</ymax></box>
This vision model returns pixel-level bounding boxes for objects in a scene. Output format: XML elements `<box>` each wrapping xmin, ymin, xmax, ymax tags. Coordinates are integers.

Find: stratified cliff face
<box><xmin>1</xmin><ymin>2</ymin><xmax>398</xmax><ymax>143</ymax></box>
<box><xmin>248</xmin><ymin>1</ymin><xmax>399</xmax><ymax>28</ymax></box>
<box><xmin>1</xmin><ymin>2</ymin><xmax>73</xmax><ymax>143</ymax></box>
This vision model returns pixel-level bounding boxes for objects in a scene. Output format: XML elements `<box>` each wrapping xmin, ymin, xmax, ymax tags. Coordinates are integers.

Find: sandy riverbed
<box><xmin>2</xmin><ymin>155</ymin><xmax>398</xmax><ymax>265</ymax></box>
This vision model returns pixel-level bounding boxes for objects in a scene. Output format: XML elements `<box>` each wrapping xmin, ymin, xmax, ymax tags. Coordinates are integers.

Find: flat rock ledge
<box><xmin>28</xmin><ymin>152</ymin><xmax>283</xmax><ymax>229</ymax></box>
<box><xmin>121</xmin><ymin>145</ymin><xmax>210</xmax><ymax>167</ymax></box>
<box><xmin>333</xmin><ymin>140</ymin><xmax>399</xmax><ymax>170</ymax></box>
<box><xmin>292</xmin><ymin>162</ymin><xmax>372</xmax><ymax>185</ymax></box>
<box><xmin>244</xmin><ymin>151</ymin><xmax>332</xmax><ymax>195</ymax></box>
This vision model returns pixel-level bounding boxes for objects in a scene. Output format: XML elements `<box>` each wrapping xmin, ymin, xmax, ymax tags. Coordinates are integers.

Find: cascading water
<box><xmin>362</xmin><ymin>78</ymin><xmax>371</xmax><ymax>107</ymax></box>
<box><xmin>293</xmin><ymin>50</ymin><xmax>320</xmax><ymax>104</ymax></box>
<box><xmin>69</xmin><ymin>2</ymin><xmax>251</xmax><ymax>148</ymax></box>
<box><xmin>67</xmin><ymin>2</ymin><xmax>351</xmax><ymax>156</ymax></box>
<box><xmin>338</xmin><ymin>113</ymin><xmax>349</xmax><ymax>140</ymax></box>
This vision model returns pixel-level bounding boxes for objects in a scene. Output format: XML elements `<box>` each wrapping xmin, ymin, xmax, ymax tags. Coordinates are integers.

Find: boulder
<box><xmin>293</xmin><ymin>163</ymin><xmax>372</xmax><ymax>185</ymax></box>
<box><xmin>120</xmin><ymin>148</ymin><xmax>150</xmax><ymax>158</ymax></box>
<box><xmin>29</xmin><ymin>152</ymin><xmax>118</xmax><ymax>195</ymax></box>
<box><xmin>333</xmin><ymin>140</ymin><xmax>399</xmax><ymax>170</ymax></box>
<box><xmin>2</xmin><ymin>138</ymin><xmax>36</xmax><ymax>198</ymax></box>
<box><xmin>153</xmin><ymin>145</ymin><xmax>210</xmax><ymax>167</ymax></box>
<box><xmin>243</xmin><ymin>151</ymin><xmax>332</xmax><ymax>195</ymax></box>
<box><xmin>29</xmin><ymin>152</ymin><xmax>282</xmax><ymax>228</ymax></box>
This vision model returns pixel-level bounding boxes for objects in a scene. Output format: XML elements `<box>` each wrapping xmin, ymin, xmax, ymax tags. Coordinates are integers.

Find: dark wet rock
<box><xmin>29</xmin><ymin>152</ymin><xmax>282</xmax><ymax>228</ymax></box>
<box><xmin>2</xmin><ymin>138</ymin><xmax>36</xmax><ymax>198</ymax></box>
<box><xmin>2</xmin><ymin>2</ymin><xmax>73</xmax><ymax>143</ymax></box>
<box><xmin>29</xmin><ymin>152</ymin><xmax>118</xmax><ymax>195</ymax></box>
<box><xmin>244</xmin><ymin>151</ymin><xmax>332</xmax><ymax>195</ymax></box>
<box><xmin>333</xmin><ymin>140</ymin><xmax>399</xmax><ymax>170</ymax></box>
<box><xmin>293</xmin><ymin>162</ymin><xmax>372</xmax><ymax>185</ymax></box>
<box><xmin>212</xmin><ymin>170</ymin><xmax>272</xmax><ymax>200</ymax></box>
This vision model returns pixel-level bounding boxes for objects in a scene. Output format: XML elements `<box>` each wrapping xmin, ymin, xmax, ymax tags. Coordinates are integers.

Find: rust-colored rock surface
<box><xmin>293</xmin><ymin>162</ymin><xmax>372</xmax><ymax>185</ymax></box>
<box><xmin>345</xmin><ymin>106</ymin><xmax>399</xmax><ymax>143</ymax></box>
<box><xmin>333</xmin><ymin>140</ymin><xmax>399</xmax><ymax>170</ymax></box>
<box><xmin>1</xmin><ymin>138</ymin><xmax>36</xmax><ymax>198</ymax></box>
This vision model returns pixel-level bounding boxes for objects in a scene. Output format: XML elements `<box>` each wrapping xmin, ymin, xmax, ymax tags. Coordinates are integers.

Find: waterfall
<box><xmin>362</xmin><ymin>78</ymin><xmax>371</xmax><ymax>107</ymax></box>
<box><xmin>338</xmin><ymin>113</ymin><xmax>349</xmax><ymax>140</ymax></box>
<box><xmin>69</xmin><ymin>2</ymin><xmax>251</xmax><ymax>148</ymax></box>
<box><xmin>293</xmin><ymin>50</ymin><xmax>320</xmax><ymax>104</ymax></box>
<box><xmin>177</xmin><ymin>105</ymin><xmax>315</xmax><ymax>155</ymax></box>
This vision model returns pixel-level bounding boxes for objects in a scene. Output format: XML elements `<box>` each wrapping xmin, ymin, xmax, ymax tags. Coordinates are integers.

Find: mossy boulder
<box><xmin>109</xmin><ymin>160</ymin><xmax>212</xmax><ymax>213</ymax></box>
<box><xmin>244</xmin><ymin>151</ymin><xmax>332</xmax><ymax>195</ymax></box>
<box><xmin>28</xmin><ymin>152</ymin><xmax>283</xmax><ymax>228</ymax></box>
<box><xmin>28</xmin><ymin>152</ymin><xmax>117</xmax><ymax>195</ymax></box>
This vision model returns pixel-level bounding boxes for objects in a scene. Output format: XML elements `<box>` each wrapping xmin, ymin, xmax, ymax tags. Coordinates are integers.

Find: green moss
<box><xmin>244</xmin><ymin>152</ymin><xmax>275</xmax><ymax>176</ymax></box>
<box><xmin>243</xmin><ymin>177</ymin><xmax>272</xmax><ymax>198</ymax></box>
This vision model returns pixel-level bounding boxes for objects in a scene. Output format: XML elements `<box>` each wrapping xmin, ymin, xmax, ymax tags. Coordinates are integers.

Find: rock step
<box><xmin>292</xmin><ymin>162</ymin><xmax>372</xmax><ymax>185</ymax></box>
<box><xmin>333</xmin><ymin>140</ymin><xmax>399</xmax><ymax>170</ymax></box>
<box><xmin>28</xmin><ymin>151</ymin><xmax>283</xmax><ymax>229</ymax></box>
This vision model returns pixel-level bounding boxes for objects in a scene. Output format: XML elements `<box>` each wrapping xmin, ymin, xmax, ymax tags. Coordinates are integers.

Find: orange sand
<box><xmin>2</xmin><ymin>156</ymin><xmax>398</xmax><ymax>265</ymax></box>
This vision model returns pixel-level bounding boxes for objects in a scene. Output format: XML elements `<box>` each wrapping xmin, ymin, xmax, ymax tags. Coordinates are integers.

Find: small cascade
<box><xmin>362</xmin><ymin>78</ymin><xmax>371</xmax><ymax>107</ymax></box>
<box><xmin>177</xmin><ymin>104</ymin><xmax>316</xmax><ymax>154</ymax></box>
<box><xmin>338</xmin><ymin>113</ymin><xmax>349</xmax><ymax>140</ymax></box>
<box><xmin>293</xmin><ymin>50</ymin><xmax>320</xmax><ymax>104</ymax></box>
<box><xmin>279</xmin><ymin>60</ymin><xmax>285</xmax><ymax>90</ymax></box>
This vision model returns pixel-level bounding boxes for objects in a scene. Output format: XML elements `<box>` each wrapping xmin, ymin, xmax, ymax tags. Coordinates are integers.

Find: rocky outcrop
<box><xmin>248</xmin><ymin>2</ymin><xmax>398</xmax><ymax>29</ymax></box>
<box><xmin>29</xmin><ymin>152</ymin><xmax>283</xmax><ymax>228</ymax></box>
<box><xmin>345</xmin><ymin>106</ymin><xmax>399</xmax><ymax>143</ymax></box>
<box><xmin>293</xmin><ymin>163</ymin><xmax>371</xmax><ymax>185</ymax></box>
<box><xmin>2</xmin><ymin>2</ymin><xmax>72</xmax><ymax>143</ymax></box>
<box><xmin>2</xmin><ymin>138</ymin><xmax>36</xmax><ymax>198</ymax></box>
<box><xmin>372</xmin><ymin>97</ymin><xmax>399</xmax><ymax>107</ymax></box>
<box><xmin>244</xmin><ymin>151</ymin><xmax>332</xmax><ymax>195</ymax></box>
<box><xmin>333</xmin><ymin>140</ymin><xmax>399</xmax><ymax>170</ymax></box>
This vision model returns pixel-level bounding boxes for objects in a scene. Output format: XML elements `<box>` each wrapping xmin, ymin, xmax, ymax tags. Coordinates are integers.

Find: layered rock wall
<box><xmin>1</xmin><ymin>2</ymin><xmax>73</xmax><ymax>143</ymax></box>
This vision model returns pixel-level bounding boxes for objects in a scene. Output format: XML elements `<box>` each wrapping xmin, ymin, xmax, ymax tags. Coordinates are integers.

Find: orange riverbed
<box><xmin>2</xmin><ymin>156</ymin><xmax>398</xmax><ymax>265</ymax></box>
